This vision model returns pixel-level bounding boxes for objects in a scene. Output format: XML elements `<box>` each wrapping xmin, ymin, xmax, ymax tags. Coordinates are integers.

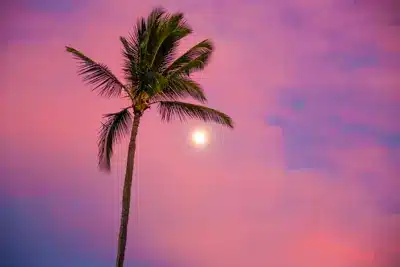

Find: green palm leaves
<box><xmin>66</xmin><ymin>7</ymin><xmax>234</xmax><ymax>172</ymax></box>
<box><xmin>97</xmin><ymin>108</ymin><xmax>132</xmax><ymax>171</ymax></box>
<box><xmin>65</xmin><ymin>47</ymin><xmax>128</xmax><ymax>97</ymax></box>
<box><xmin>158</xmin><ymin>101</ymin><xmax>234</xmax><ymax>128</ymax></box>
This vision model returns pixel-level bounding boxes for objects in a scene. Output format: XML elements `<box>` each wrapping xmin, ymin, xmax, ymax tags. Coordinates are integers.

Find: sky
<box><xmin>1</xmin><ymin>0</ymin><xmax>399</xmax><ymax>266</ymax></box>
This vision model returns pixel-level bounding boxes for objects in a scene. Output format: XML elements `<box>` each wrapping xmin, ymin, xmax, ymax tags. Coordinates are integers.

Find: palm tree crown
<box><xmin>66</xmin><ymin>7</ymin><xmax>233</xmax><ymax>172</ymax></box>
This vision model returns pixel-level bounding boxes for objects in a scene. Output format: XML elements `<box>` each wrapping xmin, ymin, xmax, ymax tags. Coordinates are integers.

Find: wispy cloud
<box><xmin>1</xmin><ymin>0</ymin><xmax>399</xmax><ymax>266</ymax></box>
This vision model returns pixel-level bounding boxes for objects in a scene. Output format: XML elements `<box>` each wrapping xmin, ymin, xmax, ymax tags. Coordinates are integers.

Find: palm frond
<box><xmin>148</xmin><ymin>12</ymin><xmax>192</xmax><ymax>71</ymax></box>
<box><xmin>120</xmin><ymin>36</ymin><xmax>140</xmax><ymax>89</ymax></box>
<box><xmin>173</xmin><ymin>53</ymin><xmax>211</xmax><ymax>76</ymax></box>
<box><xmin>164</xmin><ymin>39</ymin><xmax>213</xmax><ymax>75</ymax></box>
<box><xmin>141</xmin><ymin>7</ymin><xmax>166</xmax><ymax>66</ymax></box>
<box><xmin>98</xmin><ymin>108</ymin><xmax>133</xmax><ymax>171</ymax></box>
<box><xmin>152</xmin><ymin>75</ymin><xmax>207</xmax><ymax>103</ymax></box>
<box><xmin>157</xmin><ymin>101</ymin><xmax>233</xmax><ymax>128</ymax></box>
<box><xmin>66</xmin><ymin>46</ymin><xmax>126</xmax><ymax>98</ymax></box>
<box><xmin>120</xmin><ymin>16</ymin><xmax>152</xmax><ymax>97</ymax></box>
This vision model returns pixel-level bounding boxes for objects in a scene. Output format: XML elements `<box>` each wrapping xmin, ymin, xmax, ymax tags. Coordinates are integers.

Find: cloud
<box><xmin>1</xmin><ymin>0</ymin><xmax>399</xmax><ymax>266</ymax></box>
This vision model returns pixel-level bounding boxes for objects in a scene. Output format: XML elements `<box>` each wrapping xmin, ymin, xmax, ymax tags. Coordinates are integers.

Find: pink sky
<box><xmin>1</xmin><ymin>0</ymin><xmax>399</xmax><ymax>266</ymax></box>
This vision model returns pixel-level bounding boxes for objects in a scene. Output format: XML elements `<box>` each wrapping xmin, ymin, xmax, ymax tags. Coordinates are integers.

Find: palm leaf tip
<box><xmin>65</xmin><ymin>46</ymin><xmax>77</xmax><ymax>53</ymax></box>
<box><xmin>97</xmin><ymin>108</ymin><xmax>133</xmax><ymax>171</ymax></box>
<box><xmin>157</xmin><ymin>101</ymin><xmax>234</xmax><ymax>128</ymax></box>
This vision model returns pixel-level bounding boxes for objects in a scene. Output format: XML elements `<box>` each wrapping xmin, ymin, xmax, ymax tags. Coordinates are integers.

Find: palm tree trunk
<box><xmin>115</xmin><ymin>112</ymin><xmax>142</xmax><ymax>267</ymax></box>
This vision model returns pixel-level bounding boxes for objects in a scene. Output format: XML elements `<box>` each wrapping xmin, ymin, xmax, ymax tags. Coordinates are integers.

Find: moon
<box><xmin>191</xmin><ymin>129</ymin><xmax>208</xmax><ymax>146</ymax></box>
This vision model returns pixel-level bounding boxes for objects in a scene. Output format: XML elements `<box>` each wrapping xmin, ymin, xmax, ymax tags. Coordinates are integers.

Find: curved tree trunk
<box><xmin>115</xmin><ymin>113</ymin><xmax>142</xmax><ymax>267</ymax></box>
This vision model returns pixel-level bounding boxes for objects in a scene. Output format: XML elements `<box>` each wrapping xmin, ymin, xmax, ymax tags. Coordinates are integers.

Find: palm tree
<box><xmin>66</xmin><ymin>7</ymin><xmax>233</xmax><ymax>267</ymax></box>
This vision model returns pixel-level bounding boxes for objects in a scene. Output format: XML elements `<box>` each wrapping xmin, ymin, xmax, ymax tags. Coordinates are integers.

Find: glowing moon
<box><xmin>191</xmin><ymin>130</ymin><xmax>207</xmax><ymax>146</ymax></box>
